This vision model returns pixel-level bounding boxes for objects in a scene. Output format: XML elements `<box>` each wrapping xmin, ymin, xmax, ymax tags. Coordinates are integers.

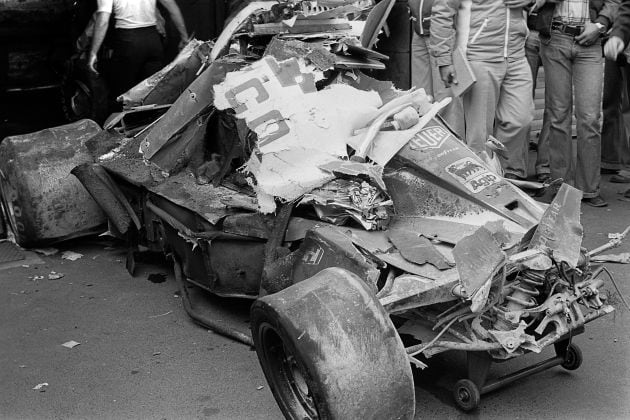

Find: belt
<box><xmin>550</xmin><ymin>21</ymin><xmax>584</xmax><ymax>37</ymax></box>
<box><xmin>527</xmin><ymin>13</ymin><xmax>538</xmax><ymax>31</ymax></box>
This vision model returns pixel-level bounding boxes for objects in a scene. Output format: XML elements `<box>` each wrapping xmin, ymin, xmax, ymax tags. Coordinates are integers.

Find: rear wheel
<box><xmin>251</xmin><ymin>267</ymin><xmax>415</xmax><ymax>420</ymax></box>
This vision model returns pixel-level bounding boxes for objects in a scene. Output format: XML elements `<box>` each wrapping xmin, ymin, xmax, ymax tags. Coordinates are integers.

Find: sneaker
<box><xmin>582</xmin><ymin>195</ymin><xmax>608</xmax><ymax>207</ymax></box>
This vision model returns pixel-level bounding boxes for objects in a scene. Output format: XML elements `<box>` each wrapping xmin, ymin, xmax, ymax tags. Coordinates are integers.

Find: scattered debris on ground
<box><xmin>61</xmin><ymin>251</ymin><xmax>84</xmax><ymax>261</ymax></box>
<box><xmin>61</xmin><ymin>340</ymin><xmax>81</xmax><ymax>349</ymax></box>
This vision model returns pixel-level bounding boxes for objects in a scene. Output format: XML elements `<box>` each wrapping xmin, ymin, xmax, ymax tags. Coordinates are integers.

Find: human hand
<box><xmin>604</xmin><ymin>36</ymin><xmax>626</xmax><ymax>61</ymax></box>
<box><xmin>575</xmin><ymin>22</ymin><xmax>601</xmax><ymax>46</ymax></box>
<box><xmin>503</xmin><ymin>0</ymin><xmax>533</xmax><ymax>8</ymax></box>
<box><xmin>87</xmin><ymin>53</ymin><xmax>99</xmax><ymax>75</ymax></box>
<box><xmin>439</xmin><ymin>65</ymin><xmax>458</xmax><ymax>88</ymax></box>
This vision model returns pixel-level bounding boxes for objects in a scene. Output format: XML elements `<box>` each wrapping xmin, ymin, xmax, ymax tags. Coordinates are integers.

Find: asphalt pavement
<box><xmin>1</xmin><ymin>177</ymin><xmax>629</xmax><ymax>420</ymax></box>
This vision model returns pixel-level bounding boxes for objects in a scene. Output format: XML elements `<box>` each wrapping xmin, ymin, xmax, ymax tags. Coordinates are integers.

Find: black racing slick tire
<box><xmin>250</xmin><ymin>267</ymin><xmax>415</xmax><ymax>420</ymax></box>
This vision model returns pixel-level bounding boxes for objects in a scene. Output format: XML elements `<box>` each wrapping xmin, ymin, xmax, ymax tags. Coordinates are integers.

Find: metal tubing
<box><xmin>480</xmin><ymin>356</ymin><xmax>564</xmax><ymax>395</ymax></box>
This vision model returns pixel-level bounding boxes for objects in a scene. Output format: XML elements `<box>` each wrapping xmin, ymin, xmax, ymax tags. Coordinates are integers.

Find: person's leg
<box><xmin>110</xmin><ymin>29</ymin><xmax>147</xmax><ymax>99</ymax></box>
<box><xmin>525</xmin><ymin>31</ymin><xmax>541</xmax><ymax>93</ymax></box>
<box><xmin>428</xmin><ymin>40</ymin><xmax>465</xmax><ymax>138</ymax></box>
<box><xmin>619</xmin><ymin>57</ymin><xmax>630</xmax><ymax>172</ymax></box>
<box><xmin>494</xmin><ymin>57</ymin><xmax>534</xmax><ymax>179</ymax></box>
<box><xmin>601</xmin><ymin>58</ymin><xmax>623</xmax><ymax>171</ymax></box>
<box><xmin>411</xmin><ymin>33</ymin><xmax>434</xmax><ymax>97</ymax></box>
<box><xmin>525</xmin><ymin>31</ymin><xmax>551</xmax><ymax>178</ymax></box>
<box><xmin>540</xmin><ymin>33</ymin><xmax>574</xmax><ymax>184</ymax></box>
<box><xmin>573</xmin><ymin>42</ymin><xmax>603</xmax><ymax>199</ymax></box>
<box><xmin>617</xmin><ymin>57</ymin><xmax>630</xmax><ymax>172</ymax></box>
<box><xmin>140</xmin><ymin>27</ymin><xmax>165</xmax><ymax>80</ymax></box>
<box><xmin>535</xmin><ymin>100</ymin><xmax>551</xmax><ymax>178</ymax></box>
<box><xmin>462</xmin><ymin>60</ymin><xmax>503</xmax><ymax>154</ymax></box>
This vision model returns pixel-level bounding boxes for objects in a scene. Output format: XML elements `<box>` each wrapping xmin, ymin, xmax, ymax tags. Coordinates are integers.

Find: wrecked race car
<box><xmin>62</xmin><ymin>1</ymin><xmax>629</xmax><ymax>418</ymax></box>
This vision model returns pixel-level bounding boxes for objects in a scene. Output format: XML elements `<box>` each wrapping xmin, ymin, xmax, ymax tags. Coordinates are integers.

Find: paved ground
<box><xmin>1</xmin><ymin>176</ymin><xmax>628</xmax><ymax>420</ymax></box>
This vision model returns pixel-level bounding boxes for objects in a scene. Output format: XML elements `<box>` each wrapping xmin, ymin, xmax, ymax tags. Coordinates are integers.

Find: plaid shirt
<box><xmin>553</xmin><ymin>0</ymin><xmax>590</xmax><ymax>26</ymax></box>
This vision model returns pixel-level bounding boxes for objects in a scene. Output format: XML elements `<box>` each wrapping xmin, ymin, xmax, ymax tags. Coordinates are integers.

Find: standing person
<box><xmin>410</xmin><ymin>0</ymin><xmax>438</xmax><ymax>95</ymax></box>
<box><xmin>430</xmin><ymin>0</ymin><xmax>534</xmax><ymax>181</ymax></box>
<box><xmin>409</xmin><ymin>0</ymin><xmax>465</xmax><ymax>136</ymax></box>
<box><xmin>601</xmin><ymin>52</ymin><xmax>630</xmax><ymax>182</ymax></box>
<box><xmin>604</xmin><ymin>0</ymin><xmax>630</xmax><ymax>199</ymax></box>
<box><xmin>536</xmin><ymin>0</ymin><xmax>618</xmax><ymax>207</ymax></box>
<box><xmin>88</xmin><ymin>0</ymin><xmax>188</xmax><ymax>101</ymax></box>
<box><xmin>525</xmin><ymin>10</ymin><xmax>551</xmax><ymax>183</ymax></box>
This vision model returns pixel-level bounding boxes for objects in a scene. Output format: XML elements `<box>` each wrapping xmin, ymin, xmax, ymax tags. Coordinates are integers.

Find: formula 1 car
<box><xmin>16</xmin><ymin>1</ymin><xmax>626</xmax><ymax>418</ymax></box>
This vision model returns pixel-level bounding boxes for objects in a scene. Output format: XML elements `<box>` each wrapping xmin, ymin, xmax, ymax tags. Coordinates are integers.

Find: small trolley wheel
<box><xmin>453</xmin><ymin>379</ymin><xmax>480</xmax><ymax>412</ymax></box>
<box><xmin>560</xmin><ymin>343</ymin><xmax>583</xmax><ymax>371</ymax></box>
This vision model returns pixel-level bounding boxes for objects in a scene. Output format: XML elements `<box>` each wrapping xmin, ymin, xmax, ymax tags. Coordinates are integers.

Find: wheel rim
<box><xmin>457</xmin><ymin>387</ymin><xmax>472</xmax><ymax>405</ymax></box>
<box><xmin>565</xmin><ymin>351</ymin><xmax>575</xmax><ymax>367</ymax></box>
<box><xmin>259</xmin><ymin>322</ymin><xmax>319</xmax><ymax>419</ymax></box>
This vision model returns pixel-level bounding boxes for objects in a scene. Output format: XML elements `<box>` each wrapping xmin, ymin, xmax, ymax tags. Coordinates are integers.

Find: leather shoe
<box><xmin>582</xmin><ymin>195</ymin><xmax>608</xmax><ymax>207</ymax></box>
<box><xmin>536</xmin><ymin>173</ymin><xmax>551</xmax><ymax>183</ymax></box>
<box><xmin>600</xmin><ymin>168</ymin><xmax>619</xmax><ymax>175</ymax></box>
<box><xmin>625</xmin><ymin>189</ymin><xmax>630</xmax><ymax>199</ymax></box>
<box><xmin>504</xmin><ymin>173</ymin><xmax>526</xmax><ymax>181</ymax></box>
<box><xmin>610</xmin><ymin>174</ymin><xmax>630</xmax><ymax>183</ymax></box>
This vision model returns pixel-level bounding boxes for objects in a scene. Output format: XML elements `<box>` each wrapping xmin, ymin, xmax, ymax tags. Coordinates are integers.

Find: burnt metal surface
<box><xmin>147</xmin><ymin>172</ymin><xmax>257</xmax><ymax>225</ymax></box>
<box><xmin>384</xmin><ymin>168</ymin><xmax>483</xmax><ymax>218</ymax></box>
<box><xmin>390</xmin><ymin>216</ymin><xmax>517</xmax><ymax>248</ymax></box>
<box><xmin>71</xmin><ymin>164</ymin><xmax>132</xmax><ymax>235</ymax></box>
<box><xmin>528</xmin><ymin>183</ymin><xmax>583</xmax><ymax>267</ymax></box>
<box><xmin>289</xmin><ymin>227</ymin><xmax>380</xmax><ymax>291</ymax></box>
<box><xmin>264</xmin><ymin>37</ymin><xmax>336</xmax><ymax>71</ymax></box>
<box><xmin>392</xmin><ymin>118</ymin><xmax>544</xmax><ymax>228</ymax></box>
<box><xmin>333</xmin><ymin>225</ymin><xmax>459</xmax><ymax>280</ymax></box>
<box><xmin>379</xmin><ymin>273</ymin><xmax>460</xmax><ymax>313</ymax></box>
<box><xmin>388</xmin><ymin>229</ymin><xmax>452</xmax><ymax>270</ymax></box>
<box><xmin>0</xmin><ymin>119</ymin><xmax>105</xmax><ymax>246</ymax></box>
<box><xmin>140</xmin><ymin>58</ymin><xmax>248</xmax><ymax>161</ymax></box>
<box><xmin>452</xmin><ymin>226</ymin><xmax>506</xmax><ymax>311</ymax></box>
<box><xmin>223</xmin><ymin>213</ymin><xmax>270</xmax><ymax>239</ymax></box>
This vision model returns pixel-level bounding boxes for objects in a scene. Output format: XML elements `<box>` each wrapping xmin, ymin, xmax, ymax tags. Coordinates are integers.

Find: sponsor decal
<box><xmin>446</xmin><ymin>157</ymin><xmax>500</xmax><ymax>193</ymax></box>
<box><xmin>302</xmin><ymin>244</ymin><xmax>324</xmax><ymax>265</ymax></box>
<box><xmin>408</xmin><ymin>125</ymin><xmax>450</xmax><ymax>150</ymax></box>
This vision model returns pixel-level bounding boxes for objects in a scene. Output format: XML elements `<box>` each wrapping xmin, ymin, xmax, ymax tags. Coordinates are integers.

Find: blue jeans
<box><xmin>525</xmin><ymin>30</ymin><xmax>550</xmax><ymax>176</ymax></box>
<box><xmin>601</xmin><ymin>57</ymin><xmax>630</xmax><ymax>171</ymax></box>
<box><xmin>540</xmin><ymin>32</ymin><xmax>603</xmax><ymax>198</ymax></box>
<box><xmin>464</xmin><ymin>58</ymin><xmax>534</xmax><ymax>178</ymax></box>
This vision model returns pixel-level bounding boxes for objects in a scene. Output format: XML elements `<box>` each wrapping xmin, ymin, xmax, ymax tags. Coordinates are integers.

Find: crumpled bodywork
<box><xmin>73</xmin><ymin>0</ymin><xmax>626</xmax><ymax>398</ymax></box>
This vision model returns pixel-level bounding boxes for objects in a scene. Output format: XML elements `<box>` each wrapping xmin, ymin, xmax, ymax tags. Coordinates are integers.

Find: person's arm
<box><xmin>576</xmin><ymin>0</ymin><xmax>619</xmax><ymax>46</ymax></box>
<box><xmin>503</xmin><ymin>0</ymin><xmax>535</xmax><ymax>9</ymax></box>
<box><xmin>605</xmin><ymin>0</ymin><xmax>630</xmax><ymax>60</ymax></box>
<box><xmin>88</xmin><ymin>11</ymin><xmax>111</xmax><ymax>74</ymax></box>
<box><xmin>429</xmin><ymin>0</ymin><xmax>461</xmax><ymax>87</ymax></box>
<box><xmin>596</xmin><ymin>0</ymin><xmax>621</xmax><ymax>30</ymax></box>
<box><xmin>158</xmin><ymin>0</ymin><xmax>189</xmax><ymax>49</ymax></box>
